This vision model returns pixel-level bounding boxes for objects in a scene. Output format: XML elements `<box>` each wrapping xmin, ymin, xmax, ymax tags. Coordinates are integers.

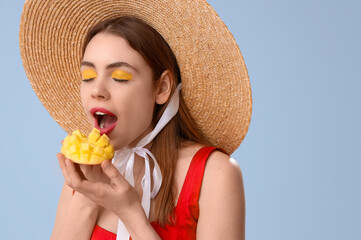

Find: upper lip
<box><xmin>90</xmin><ymin>107</ymin><xmax>116</xmax><ymax>117</ymax></box>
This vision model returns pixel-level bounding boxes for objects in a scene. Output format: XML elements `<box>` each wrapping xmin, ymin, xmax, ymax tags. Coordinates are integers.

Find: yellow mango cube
<box><xmin>80</xmin><ymin>153</ymin><xmax>90</xmax><ymax>162</ymax></box>
<box><xmin>69</xmin><ymin>135</ymin><xmax>81</xmax><ymax>148</ymax></box>
<box><xmin>80</xmin><ymin>143</ymin><xmax>91</xmax><ymax>154</ymax></box>
<box><xmin>61</xmin><ymin>145</ymin><xmax>66</xmax><ymax>154</ymax></box>
<box><xmin>104</xmin><ymin>145</ymin><xmax>114</xmax><ymax>154</ymax></box>
<box><xmin>103</xmin><ymin>152</ymin><xmax>114</xmax><ymax>160</ymax></box>
<box><xmin>69</xmin><ymin>144</ymin><xmax>78</xmax><ymax>154</ymax></box>
<box><xmin>71</xmin><ymin>153</ymin><xmax>80</xmax><ymax>161</ymax></box>
<box><xmin>95</xmin><ymin>134</ymin><xmax>109</xmax><ymax>148</ymax></box>
<box><xmin>88</xmin><ymin>128</ymin><xmax>100</xmax><ymax>143</ymax></box>
<box><xmin>103</xmin><ymin>145</ymin><xmax>115</xmax><ymax>159</ymax></box>
<box><xmin>93</xmin><ymin>146</ymin><xmax>104</xmax><ymax>156</ymax></box>
<box><xmin>90</xmin><ymin>155</ymin><xmax>101</xmax><ymax>164</ymax></box>
<box><xmin>62</xmin><ymin>141</ymin><xmax>70</xmax><ymax>149</ymax></box>
<box><xmin>72</xmin><ymin>129</ymin><xmax>86</xmax><ymax>141</ymax></box>
<box><xmin>61</xmin><ymin>148</ymin><xmax>70</xmax><ymax>157</ymax></box>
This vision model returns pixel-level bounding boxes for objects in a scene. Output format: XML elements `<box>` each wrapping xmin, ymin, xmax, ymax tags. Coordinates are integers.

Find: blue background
<box><xmin>1</xmin><ymin>0</ymin><xmax>360</xmax><ymax>239</ymax></box>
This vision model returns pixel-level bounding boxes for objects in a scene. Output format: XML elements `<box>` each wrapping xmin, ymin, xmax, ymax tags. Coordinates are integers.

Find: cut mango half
<box><xmin>61</xmin><ymin>128</ymin><xmax>114</xmax><ymax>165</ymax></box>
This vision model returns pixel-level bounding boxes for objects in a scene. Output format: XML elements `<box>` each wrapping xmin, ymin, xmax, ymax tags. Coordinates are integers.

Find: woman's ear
<box><xmin>155</xmin><ymin>70</ymin><xmax>173</xmax><ymax>105</ymax></box>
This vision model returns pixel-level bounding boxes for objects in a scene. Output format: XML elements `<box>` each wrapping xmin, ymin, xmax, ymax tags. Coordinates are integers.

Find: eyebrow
<box><xmin>80</xmin><ymin>61</ymin><xmax>95</xmax><ymax>68</ymax></box>
<box><xmin>80</xmin><ymin>61</ymin><xmax>138</xmax><ymax>73</ymax></box>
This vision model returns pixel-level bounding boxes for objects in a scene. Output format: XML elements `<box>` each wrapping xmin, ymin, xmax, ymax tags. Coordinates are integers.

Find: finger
<box><xmin>91</xmin><ymin>164</ymin><xmax>107</xmax><ymax>181</ymax></box>
<box><xmin>57</xmin><ymin>153</ymin><xmax>65</xmax><ymax>167</ymax></box>
<box><xmin>57</xmin><ymin>153</ymin><xmax>72</xmax><ymax>185</ymax></box>
<box><xmin>79</xmin><ymin>164</ymin><xmax>92</xmax><ymax>177</ymax></box>
<box><xmin>101</xmin><ymin>160</ymin><xmax>126</xmax><ymax>187</ymax></box>
<box><xmin>65</xmin><ymin>159</ymin><xmax>85</xmax><ymax>190</ymax></box>
<box><xmin>93</xmin><ymin>164</ymin><xmax>103</xmax><ymax>175</ymax></box>
<box><xmin>61</xmin><ymin>140</ymin><xmax>64</xmax><ymax>145</ymax></box>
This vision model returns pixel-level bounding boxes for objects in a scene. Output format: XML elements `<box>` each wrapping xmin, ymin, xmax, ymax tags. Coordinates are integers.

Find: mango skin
<box><xmin>61</xmin><ymin>128</ymin><xmax>114</xmax><ymax>165</ymax></box>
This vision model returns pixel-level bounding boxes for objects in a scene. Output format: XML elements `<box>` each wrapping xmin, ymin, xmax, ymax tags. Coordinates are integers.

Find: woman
<box><xmin>19</xmin><ymin>1</ymin><xmax>252</xmax><ymax>239</ymax></box>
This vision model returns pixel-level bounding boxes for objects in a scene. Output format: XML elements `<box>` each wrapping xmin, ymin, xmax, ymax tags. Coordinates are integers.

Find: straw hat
<box><xmin>19</xmin><ymin>0</ymin><xmax>252</xmax><ymax>154</ymax></box>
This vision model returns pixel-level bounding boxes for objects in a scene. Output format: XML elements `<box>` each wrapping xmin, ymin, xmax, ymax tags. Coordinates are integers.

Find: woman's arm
<box><xmin>51</xmin><ymin>182</ymin><xmax>72</xmax><ymax>237</ymax></box>
<box><xmin>51</xmin><ymin>155</ymin><xmax>100</xmax><ymax>240</ymax></box>
<box><xmin>197</xmin><ymin>151</ymin><xmax>246</xmax><ymax>240</ymax></box>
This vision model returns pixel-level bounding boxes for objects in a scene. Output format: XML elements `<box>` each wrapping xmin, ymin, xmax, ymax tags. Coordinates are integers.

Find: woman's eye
<box><xmin>82</xmin><ymin>78</ymin><xmax>95</xmax><ymax>82</ymax></box>
<box><xmin>82</xmin><ymin>69</ymin><xmax>97</xmax><ymax>82</ymax></box>
<box><xmin>113</xmin><ymin>78</ymin><xmax>129</xmax><ymax>83</ymax></box>
<box><xmin>111</xmin><ymin>70</ymin><xmax>133</xmax><ymax>82</ymax></box>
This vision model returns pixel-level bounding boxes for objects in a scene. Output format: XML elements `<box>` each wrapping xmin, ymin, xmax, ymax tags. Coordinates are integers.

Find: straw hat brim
<box><xmin>19</xmin><ymin>0</ymin><xmax>252</xmax><ymax>154</ymax></box>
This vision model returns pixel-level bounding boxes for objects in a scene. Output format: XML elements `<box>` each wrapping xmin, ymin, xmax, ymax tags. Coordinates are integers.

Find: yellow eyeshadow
<box><xmin>82</xmin><ymin>69</ymin><xmax>97</xmax><ymax>80</ymax></box>
<box><xmin>111</xmin><ymin>70</ymin><xmax>133</xmax><ymax>81</ymax></box>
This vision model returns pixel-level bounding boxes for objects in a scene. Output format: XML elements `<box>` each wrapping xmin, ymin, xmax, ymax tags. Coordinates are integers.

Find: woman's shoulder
<box><xmin>206</xmin><ymin>149</ymin><xmax>243</xmax><ymax>178</ymax></box>
<box><xmin>199</xmin><ymin>148</ymin><xmax>245</xmax><ymax>207</ymax></box>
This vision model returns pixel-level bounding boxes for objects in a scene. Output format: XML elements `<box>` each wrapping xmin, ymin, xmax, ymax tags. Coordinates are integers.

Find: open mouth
<box><xmin>90</xmin><ymin>107</ymin><xmax>118</xmax><ymax>135</ymax></box>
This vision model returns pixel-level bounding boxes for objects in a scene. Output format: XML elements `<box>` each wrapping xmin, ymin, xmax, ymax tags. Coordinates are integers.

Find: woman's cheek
<box><xmin>128</xmin><ymin>95</ymin><xmax>155</xmax><ymax>139</ymax></box>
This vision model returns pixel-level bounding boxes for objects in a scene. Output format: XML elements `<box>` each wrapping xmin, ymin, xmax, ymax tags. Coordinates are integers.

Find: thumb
<box><xmin>101</xmin><ymin>160</ymin><xmax>126</xmax><ymax>186</ymax></box>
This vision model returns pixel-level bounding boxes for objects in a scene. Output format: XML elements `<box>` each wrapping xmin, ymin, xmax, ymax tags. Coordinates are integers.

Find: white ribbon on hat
<box><xmin>112</xmin><ymin>83</ymin><xmax>182</xmax><ymax>240</ymax></box>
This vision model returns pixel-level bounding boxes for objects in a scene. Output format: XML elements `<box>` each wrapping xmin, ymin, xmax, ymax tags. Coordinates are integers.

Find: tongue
<box><xmin>100</xmin><ymin>115</ymin><xmax>117</xmax><ymax>128</ymax></box>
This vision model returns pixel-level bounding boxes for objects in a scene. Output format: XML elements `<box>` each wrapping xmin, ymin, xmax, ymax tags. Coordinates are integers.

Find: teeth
<box><xmin>95</xmin><ymin>111</ymin><xmax>106</xmax><ymax>115</ymax></box>
<box><xmin>100</xmin><ymin>121</ymin><xmax>105</xmax><ymax>129</ymax></box>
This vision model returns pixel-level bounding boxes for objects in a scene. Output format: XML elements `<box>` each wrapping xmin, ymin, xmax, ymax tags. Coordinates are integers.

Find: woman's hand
<box><xmin>57</xmin><ymin>153</ymin><xmax>144</xmax><ymax>223</ymax></box>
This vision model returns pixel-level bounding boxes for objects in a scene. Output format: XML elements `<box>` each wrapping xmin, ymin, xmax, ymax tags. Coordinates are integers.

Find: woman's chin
<box><xmin>111</xmin><ymin>140</ymin><xmax>131</xmax><ymax>151</ymax></box>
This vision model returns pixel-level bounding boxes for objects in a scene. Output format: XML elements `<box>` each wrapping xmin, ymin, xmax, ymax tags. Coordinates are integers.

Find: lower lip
<box><xmin>94</xmin><ymin>120</ymin><xmax>117</xmax><ymax>135</ymax></box>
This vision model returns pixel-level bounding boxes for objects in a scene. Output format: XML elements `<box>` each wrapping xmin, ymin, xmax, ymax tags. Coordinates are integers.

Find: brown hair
<box><xmin>82</xmin><ymin>16</ymin><xmax>211</xmax><ymax>226</ymax></box>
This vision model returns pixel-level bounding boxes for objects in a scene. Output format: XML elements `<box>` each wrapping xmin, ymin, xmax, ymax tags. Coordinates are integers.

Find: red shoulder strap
<box><xmin>177</xmin><ymin>146</ymin><xmax>226</xmax><ymax>208</ymax></box>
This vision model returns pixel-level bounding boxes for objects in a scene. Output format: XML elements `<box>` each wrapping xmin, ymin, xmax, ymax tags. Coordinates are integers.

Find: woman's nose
<box><xmin>91</xmin><ymin>80</ymin><xmax>110</xmax><ymax>100</ymax></box>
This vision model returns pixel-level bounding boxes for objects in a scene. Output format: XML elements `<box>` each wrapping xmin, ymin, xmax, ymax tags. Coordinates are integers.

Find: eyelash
<box><xmin>82</xmin><ymin>78</ymin><xmax>95</xmax><ymax>82</ymax></box>
<box><xmin>81</xmin><ymin>78</ymin><xmax>128</xmax><ymax>83</ymax></box>
<box><xmin>113</xmin><ymin>78</ymin><xmax>128</xmax><ymax>83</ymax></box>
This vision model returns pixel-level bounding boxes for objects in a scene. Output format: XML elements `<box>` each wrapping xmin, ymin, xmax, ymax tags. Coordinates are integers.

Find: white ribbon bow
<box><xmin>112</xmin><ymin>83</ymin><xmax>182</xmax><ymax>240</ymax></box>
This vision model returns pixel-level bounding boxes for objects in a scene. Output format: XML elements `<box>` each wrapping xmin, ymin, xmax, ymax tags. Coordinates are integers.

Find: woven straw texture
<box><xmin>19</xmin><ymin>0</ymin><xmax>252</xmax><ymax>154</ymax></box>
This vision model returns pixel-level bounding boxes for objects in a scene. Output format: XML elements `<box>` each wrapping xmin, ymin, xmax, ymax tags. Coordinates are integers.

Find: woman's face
<box><xmin>80</xmin><ymin>32</ymin><xmax>157</xmax><ymax>150</ymax></box>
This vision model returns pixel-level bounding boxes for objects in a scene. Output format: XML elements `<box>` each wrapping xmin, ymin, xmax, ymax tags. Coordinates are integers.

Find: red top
<box><xmin>90</xmin><ymin>146</ymin><xmax>223</xmax><ymax>240</ymax></box>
